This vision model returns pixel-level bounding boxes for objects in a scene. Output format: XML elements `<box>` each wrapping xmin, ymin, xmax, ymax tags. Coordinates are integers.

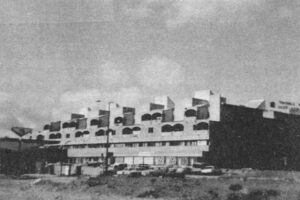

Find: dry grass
<box><xmin>1</xmin><ymin>170</ymin><xmax>300</xmax><ymax>200</ymax></box>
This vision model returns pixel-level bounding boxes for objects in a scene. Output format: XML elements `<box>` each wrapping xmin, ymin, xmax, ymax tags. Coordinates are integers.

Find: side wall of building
<box><xmin>206</xmin><ymin>104</ymin><xmax>300</xmax><ymax>170</ymax></box>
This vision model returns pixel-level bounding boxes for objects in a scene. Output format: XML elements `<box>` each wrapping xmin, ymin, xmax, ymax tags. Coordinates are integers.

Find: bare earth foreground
<box><xmin>1</xmin><ymin>170</ymin><xmax>300</xmax><ymax>200</ymax></box>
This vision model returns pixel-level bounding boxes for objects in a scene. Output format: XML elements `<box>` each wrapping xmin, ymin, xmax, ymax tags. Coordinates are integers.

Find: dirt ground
<box><xmin>1</xmin><ymin>171</ymin><xmax>300</xmax><ymax>200</ymax></box>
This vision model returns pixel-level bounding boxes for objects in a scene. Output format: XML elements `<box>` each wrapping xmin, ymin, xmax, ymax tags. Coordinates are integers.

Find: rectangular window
<box><xmin>125</xmin><ymin>143</ymin><xmax>133</xmax><ymax>147</ymax></box>
<box><xmin>139</xmin><ymin>142</ymin><xmax>144</xmax><ymax>147</ymax></box>
<box><xmin>148</xmin><ymin>127</ymin><xmax>154</xmax><ymax>133</ymax></box>
<box><xmin>66</xmin><ymin>134</ymin><xmax>70</xmax><ymax>138</ymax></box>
<box><xmin>162</xmin><ymin>141</ymin><xmax>166</xmax><ymax>146</ymax></box>
<box><xmin>147</xmin><ymin>142</ymin><xmax>155</xmax><ymax>147</ymax></box>
<box><xmin>169</xmin><ymin>141</ymin><xmax>182</xmax><ymax>146</ymax></box>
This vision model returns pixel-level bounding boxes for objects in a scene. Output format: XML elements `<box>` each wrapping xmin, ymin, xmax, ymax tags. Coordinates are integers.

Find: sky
<box><xmin>0</xmin><ymin>0</ymin><xmax>299</xmax><ymax>137</ymax></box>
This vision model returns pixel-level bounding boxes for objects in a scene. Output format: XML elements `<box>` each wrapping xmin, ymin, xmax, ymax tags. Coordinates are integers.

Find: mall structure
<box><xmin>24</xmin><ymin>90</ymin><xmax>300</xmax><ymax>170</ymax></box>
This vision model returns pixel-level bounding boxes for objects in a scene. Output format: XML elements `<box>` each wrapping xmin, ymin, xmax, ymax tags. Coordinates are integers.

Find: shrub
<box><xmin>229</xmin><ymin>184</ymin><xmax>243</xmax><ymax>191</ymax></box>
<box><xmin>246</xmin><ymin>189</ymin><xmax>264</xmax><ymax>200</ymax></box>
<box><xmin>227</xmin><ymin>193</ymin><xmax>244</xmax><ymax>200</ymax></box>
<box><xmin>265</xmin><ymin>189</ymin><xmax>280</xmax><ymax>197</ymax></box>
<box><xmin>137</xmin><ymin>189</ymin><xmax>159</xmax><ymax>198</ymax></box>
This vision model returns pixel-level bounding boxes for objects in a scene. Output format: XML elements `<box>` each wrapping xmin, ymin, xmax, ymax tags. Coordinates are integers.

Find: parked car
<box><xmin>149</xmin><ymin>166</ymin><xmax>168</xmax><ymax>177</ymax></box>
<box><xmin>116</xmin><ymin>165</ymin><xmax>142</xmax><ymax>176</ymax></box>
<box><xmin>176</xmin><ymin>166</ymin><xmax>191</xmax><ymax>174</ymax></box>
<box><xmin>190</xmin><ymin>162</ymin><xmax>208</xmax><ymax>174</ymax></box>
<box><xmin>200</xmin><ymin>166</ymin><xmax>222</xmax><ymax>175</ymax></box>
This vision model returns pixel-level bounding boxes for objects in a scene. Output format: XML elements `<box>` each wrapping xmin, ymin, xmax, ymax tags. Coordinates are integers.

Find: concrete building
<box><xmin>26</xmin><ymin>90</ymin><xmax>300</xmax><ymax>170</ymax></box>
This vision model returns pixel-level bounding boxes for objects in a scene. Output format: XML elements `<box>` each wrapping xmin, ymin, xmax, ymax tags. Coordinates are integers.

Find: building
<box><xmin>26</xmin><ymin>90</ymin><xmax>300</xmax><ymax>170</ymax></box>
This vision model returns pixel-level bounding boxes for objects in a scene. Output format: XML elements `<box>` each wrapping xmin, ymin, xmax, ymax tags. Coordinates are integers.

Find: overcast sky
<box><xmin>0</xmin><ymin>0</ymin><xmax>299</xmax><ymax>137</ymax></box>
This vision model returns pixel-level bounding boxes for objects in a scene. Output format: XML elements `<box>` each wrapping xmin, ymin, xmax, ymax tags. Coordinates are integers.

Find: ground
<box><xmin>1</xmin><ymin>170</ymin><xmax>300</xmax><ymax>200</ymax></box>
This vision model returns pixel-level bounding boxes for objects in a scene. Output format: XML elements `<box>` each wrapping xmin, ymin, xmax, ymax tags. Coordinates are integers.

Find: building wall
<box><xmin>206</xmin><ymin>104</ymin><xmax>300</xmax><ymax>170</ymax></box>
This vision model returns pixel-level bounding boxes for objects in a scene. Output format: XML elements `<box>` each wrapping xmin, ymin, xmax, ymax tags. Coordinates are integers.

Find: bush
<box><xmin>246</xmin><ymin>189</ymin><xmax>264</xmax><ymax>200</ymax></box>
<box><xmin>229</xmin><ymin>184</ymin><xmax>243</xmax><ymax>191</ymax></box>
<box><xmin>137</xmin><ymin>189</ymin><xmax>159</xmax><ymax>198</ymax></box>
<box><xmin>265</xmin><ymin>189</ymin><xmax>280</xmax><ymax>197</ymax></box>
<box><xmin>227</xmin><ymin>193</ymin><xmax>244</xmax><ymax>200</ymax></box>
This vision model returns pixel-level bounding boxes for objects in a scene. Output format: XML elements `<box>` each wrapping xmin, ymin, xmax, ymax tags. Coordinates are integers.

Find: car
<box><xmin>149</xmin><ymin>166</ymin><xmax>168</xmax><ymax>177</ymax></box>
<box><xmin>200</xmin><ymin>166</ymin><xmax>222</xmax><ymax>175</ymax></box>
<box><xmin>116</xmin><ymin>165</ymin><xmax>142</xmax><ymax>176</ymax></box>
<box><xmin>176</xmin><ymin>166</ymin><xmax>191</xmax><ymax>174</ymax></box>
<box><xmin>190</xmin><ymin>162</ymin><xmax>208</xmax><ymax>174</ymax></box>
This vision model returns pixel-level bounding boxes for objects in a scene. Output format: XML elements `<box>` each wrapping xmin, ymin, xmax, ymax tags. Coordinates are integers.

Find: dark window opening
<box><xmin>139</xmin><ymin>142</ymin><xmax>143</xmax><ymax>147</ymax></box>
<box><xmin>114</xmin><ymin>117</ymin><xmax>123</xmax><ymax>124</ymax></box>
<box><xmin>148</xmin><ymin>127</ymin><xmax>154</xmax><ymax>133</ymax></box>
<box><xmin>193</xmin><ymin>122</ymin><xmax>209</xmax><ymax>130</ymax></box>
<box><xmin>75</xmin><ymin>131</ymin><xmax>83</xmax><ymax>137</ymax></box>
<box><xmin>69</xmin><ymin>121</ymin><xmax>77</xmax><ymax>128</ymax></box>
<box><xmin>56</xmin><ymin>133</ymin><xmax>62</xmax><ymax>138</ymax></box>
<box><xmin>151</xmin><ymin>112</ymin><xmax>162</xmax><ymax>120</ymax></box>
<box><xmin>162</xmin><ymin>141</ymin><xmax>166</xmax><ymax>146</ymax></box>
<box><xmin>196</xmin><ymin>106</ymin><xmax>209</xmax><ymax>119</ymax></box>
<box><xmin>62</xmin><ymin>122</ymin><xmax>69</xmax><ymax>128</ymax></box>
<box><xmin>173</xmin><ymin>124</ymin><xmax>184</xmax><ymax>132</ymax></box>
<box><xmin>161</xmin><ymin>124</ymin><xmax>173</xmax><ymax>132</ymax></box>
<box><xmin>125</xmin><ymin>143</ymin><xmax>133</xmax><ymax>147</ymax></box>
<box><xmin>122</xmin><ymin>127</ymin><xmax>132</xmax><ymax>135</ymax></box>
<box><xmin>132</xmin><ymin>127</ymin><xmax>141</xmax><ymax>131</ymax></box>
<box><xmin>90</xmin><ymin>119</ymin><xmax>99</xmax><ymax>126</ymax></box>
<box><xmin>66</xmin><ymin>134</ymin><xmax>70</xmax><ymax>138</ymax></box>
<box><xmin>44</xmin><ymin>124</ymin><xmax>50</xmax><ymax>130</ymax></box>
<box><xmin>270</xmin><ymin>102</ymin><xmax>276</xmax><ymax>108</ymax></box>
<box><xmin>83</xmin><ymin>131</ymin><xmax>89</xmax><ymax>135</ymax></box>
<box><xmin>141</xmin><ymin>113</ymin><xmax>151</xmax><ymax>121</ymax></box>
<box><xmin>49</xmin><ymin>133</ymin><xmax>56</xmax><ymax>139</ymax></box>
<box><xmin>170</xmin><ymin>141</ymin><xmax>181</xmax><ymax>146</ymax></box>
<box><xmin>185</xmin><ymin>109</ymin><xmax>196</xmax><ymax>117</ymax></box>
<box><xmin>36</xmin><ymin>135</ymin><xmax>44</xmax><ymax>141</ymax></box>
<box><xmin>95</xmin><ymin>129</ymin><xmax>105</xmax><ymax>136</ymax></box>
<box><xmin>147</xmin><ymin>142</ymin><xmax>155</xmax><ymax>147</ymax></box>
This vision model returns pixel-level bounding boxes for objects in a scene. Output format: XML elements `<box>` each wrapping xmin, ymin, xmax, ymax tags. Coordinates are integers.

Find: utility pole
<box><xmin>104</xmin><ymin>101</ymin><xmax>113</xmax><ymax>174</ymax></box>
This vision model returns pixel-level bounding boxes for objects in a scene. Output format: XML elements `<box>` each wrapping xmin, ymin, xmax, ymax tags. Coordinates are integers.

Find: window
<box><xmin>185</xmin><ymin>141</ymin><xmax>197</xmax><ymax>146</ymax></box>
<box><xmin>193</xmin><ymin>122</ymin><xmax>209</xmax><ymax>130</ymax></box>
<box><xmin>139</xmin><ymin>142</ymin><xmax>144</xmax><ymax>147</ymax></box>
<box><xmin>151</xmin><ymin>112</ymin><xmax>162</xmax><ymax>120</ymax></box>
<box><xmin>125</xmin><ymin>143</ymin><xmax>133</xmax><ymax>147</ymax></box>
<box><xmin>75</xmin><ymin>131</ymin><xmax>82</xmax><ymax>137</ymax></box>
<box><xmin>62</xmin><ymin>122</ymin><xmax>70</xmax><ymax>128</ymax></box>
<box><xmin>196</xmin><ymin>106</ymin><xmax>209</xmax><ymax>119</ymax></box>
<box><xmin>95</xmin><ymin>129</ymin><xmax>105</xmax><ymax>136</ymax></box>
<box><xmin>44</xmin><ymin>124</ymin><xmax>50</xmax><ymax>130</ymax></box>
<box><xmin>132</xmin><ymin>127</ymin><xmax>141</xmax><ymax>132</ymax></box>
<box><xmin>114</xmin><ymin>117</ymin><xmax>123</xmax><ymax>124</ymax></box>
<box><xmin>90</xmin><ymin>119</ymin><xmax>99</xmax><ymax>126</ymax></box>
<box><xmin>185</xmin><ymin>109</ymin><xmax>196</xmax><ymax>117</ymax></box>
<box><xmin>122</xmin><ymin>127</ymin><xmax>132</xmax><ymax>135</ymax></box>
<box><xmin>169</xmin><ymin>141</ymin><xmax>182</xmax><ymax>146</ymax></box>
<box><xmin>83</xmin><ymin>131</ymin><xmax>89</xmax><ymax>135</ymax></box>
<box><xmin>161</xmin><ymin>124</ymin><xmax>173</xmax><ymax>132</ymax></box>
<box><xmin>147</xmin><ymin>142</ymin><xmax>155</xmax><ymax>147</ymax></box>
<box><xmin>173</xmin><ymin>124</ymin><xmax>184</xmax><ymax>132</ymax></box>
<box><xmin>270</xmin><ymin>102</ymin><xmax>276</xmax><ymax>108</ymax></box>
<box><xmin>37</xmin><ymin>135</ymin><xmax>44</xmax><ymax>141</ymax></box>
<box><xmin>148</xmin><ymin>127</ymin><xmax>154</xmax><ymax>133</ymax></box>
<box><xmin>141</xmin><ymin>113</ymin><xmax>151</xmax><ymax>121</ymax></box>
<box><xmin>162</xmin><ymin>141</ymin><xmax>166</xmax><ymax>146</ymax></box>
<box><xmin>66</xmin><ymin>134</ymin><xmax>70</xmax><ymax>138</ymax></box>
<box><xmin>49</xmin><ymin>133</ymin><xmax>56</xmax><ymax>139</ymax></box>
<box><xmin>114</xmin><ymin>143</ymin><xmax>124</xmax><ymax>148</ymax></box>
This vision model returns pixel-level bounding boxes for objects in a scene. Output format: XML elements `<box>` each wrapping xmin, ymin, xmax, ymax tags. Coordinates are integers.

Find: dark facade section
<box><xmin>205</xmin><ymin>104</ymin><xmax>300</xmax><ymax>171</ymax></box>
